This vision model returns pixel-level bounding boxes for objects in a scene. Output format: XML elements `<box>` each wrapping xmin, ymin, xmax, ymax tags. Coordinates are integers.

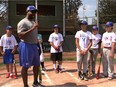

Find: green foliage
<box><xmin>99</xmin><ymin>0</ymin><xmax>116</xmax><ymax>23</ymax></box>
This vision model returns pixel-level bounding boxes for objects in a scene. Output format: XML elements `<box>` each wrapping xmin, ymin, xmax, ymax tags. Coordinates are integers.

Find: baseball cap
<box><xmin>26</xmin><ymin>5</ymin><xmax>37</xmax><ymax>12</ymax></box>
<box><xmin>53</xmin><ymin>24</ymin><xmax>60</xmax><ymax>29</ymax></box>
<box><xmin>6</xmin><ymin>25</ymin><xmax>13</xmax><ymax>30</ymax></box>
<box><xmin>92</xmin><ymin>26</ymin><xmax>98</xmax><ymax>30</ymax></box>
<box><xmin>80</xmin><ymin>20</ymin><xmax>88</xmax><ymax>25</ymax></box>
<box><xmin>105</xmin><ymin>21</ymin><xmax>113</xmax><ymax>27</ymax></box>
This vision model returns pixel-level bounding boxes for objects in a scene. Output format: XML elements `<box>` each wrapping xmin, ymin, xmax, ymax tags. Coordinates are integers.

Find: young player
<box><xmin>75</xmin><ymin>20</ymin><xmax>92</xmax><ymax>81</ymax></box>
<box><xmin>0</xmin><ymin>25</ymin><xmax>18</xmax><ymax>79</ymax></box>
<box><xmin>87</xmin><ymin>26</ymin><xmax>101</xmax><ymax>76</ymax></box>
<box><xmin>48</xmin><ymin>24</ymin><xmax>64</xmax><ymax>73</ymax></box>
<box><xmin>101</xmin><ymin>21</ymin><xmax>116</xmax><ymax>80</ymax></box>
<box><xmin>38</xmin><ymin>34</ymin><xmax>46</xmax><ymax>71</ymax></box>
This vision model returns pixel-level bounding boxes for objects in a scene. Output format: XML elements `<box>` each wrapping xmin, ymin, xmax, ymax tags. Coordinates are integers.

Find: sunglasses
<box><xmin>30</xmin><ymin>10</ymin><xmax>37</xmax><ymax>13</ymax></box>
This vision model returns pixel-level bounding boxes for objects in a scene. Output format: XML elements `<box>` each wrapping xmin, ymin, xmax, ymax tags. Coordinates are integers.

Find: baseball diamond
<box><xmin>0</xmin><ymin>53</ymin><xmax>116</xmax><ymax>87</ymax></box>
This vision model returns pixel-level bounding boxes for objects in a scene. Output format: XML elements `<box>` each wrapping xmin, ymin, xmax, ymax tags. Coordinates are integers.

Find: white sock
<box><xmin>53</xmin><ymin>64</ymin><xmax>56</xmax><ymax>69</ymax></box>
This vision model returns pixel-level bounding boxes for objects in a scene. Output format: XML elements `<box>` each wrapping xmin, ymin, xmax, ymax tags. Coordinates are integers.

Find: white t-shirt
<box><xmin>75</xmin><ymin>30</ymin><xmax>92</xmax><ymax>50</ymax></box>
<box><xmin>102</xmin><ymin>31</ymin><xmax>116</xmax><ymax>47</ymax></box>
<box><xmin>48</xmin><ymin>32</ymin><xmax>63</xmax><ymax>53</ymax></box>
<box><xmin>91</xmin><ymin>33</ymin><xmax>101</xmax><ymax>49</ymax></box>
<box><xmin>0</xmin><ymin>34</ymin><xmax>18</xmax><ymax>52</ymax></box>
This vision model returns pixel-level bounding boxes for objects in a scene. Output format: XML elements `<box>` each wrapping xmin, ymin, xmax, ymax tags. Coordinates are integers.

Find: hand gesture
<box><xmin>33</xmin><ymin>21</ymin><xmax>39</xmax><ymax>29</ymax></box>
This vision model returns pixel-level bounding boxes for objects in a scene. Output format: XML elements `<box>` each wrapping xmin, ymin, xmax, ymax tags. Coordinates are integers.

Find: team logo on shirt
<box><xmin>54</xmin><ymin>37</ymin><xmax>58</xmax><ymax>41</ymax></box>
<box><xmin>105</xmin><ymin>37</ymin><xmax>108</xmax><ymax>40</ymax></box>
<box><xmin>6</xmin><ymin>40</ymin><xmax>12</xmax><ymax>45</ymax></box>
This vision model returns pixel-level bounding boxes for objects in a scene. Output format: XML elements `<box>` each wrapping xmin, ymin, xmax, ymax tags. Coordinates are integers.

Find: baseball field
<box><xmin>0</xmin><ymin>52</ymin><xmax>116</xmax><ymax>87</ymax></box>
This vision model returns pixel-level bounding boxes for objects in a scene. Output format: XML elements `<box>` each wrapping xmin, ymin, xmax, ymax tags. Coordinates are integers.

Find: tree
<box><xmin>65</xmin><ymin>0</ymin><xmax>82</xmax><ymax>34</ymax></box>
<box><xmin>0</xmin><ymin>0</ymin><xmax>8</xmax><ymax>22</ymax></box>
<box><xmin>98</xmin><ymin>0</ymin><xmax>116</xmax><ymax>23</ymax></box>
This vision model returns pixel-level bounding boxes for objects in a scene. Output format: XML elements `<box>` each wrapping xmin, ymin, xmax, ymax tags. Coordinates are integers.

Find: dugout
<box><xmin>6</xmin><ymin>0</ymin><xmax>65</xmax><ymax>52</ymax></box>
<box><xmin>7</xmin><ymin>0</ymin><xmax>63</xmax><ymax>36</ymax></box>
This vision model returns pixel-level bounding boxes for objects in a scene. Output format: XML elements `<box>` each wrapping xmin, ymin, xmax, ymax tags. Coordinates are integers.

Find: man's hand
<box><xmin>33</xmin><ymin>21</ymin><xmax>39</xmax><ymax>29</ymax></box>
<box><xmin>11</xmin><ymin>50</ymin><xmax>16</xmax><ymax>54</ymax></box>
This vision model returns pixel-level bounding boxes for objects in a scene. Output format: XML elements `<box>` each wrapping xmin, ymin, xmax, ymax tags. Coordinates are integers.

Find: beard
<box><xmin>28</xmin><ymin>15</ymin><xmax>35</xmax><ymax>20</ymax></box>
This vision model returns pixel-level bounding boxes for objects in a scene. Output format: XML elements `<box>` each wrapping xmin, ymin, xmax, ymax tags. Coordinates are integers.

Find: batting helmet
<box><xmin>105</xmin><ymin>21</ymin><xmax>113</xmax><ymax>27</ymax></box>
<box><xmin>92</xmin><ymin>26</ymin><xmax>98</xmax><ymax>30</ymax></box>
<box><xmin>26</xmin><ymin>5</ymin><xmax>37</xmax><ymax>12</ymax></box>
<box><xmin>80</xmin><ymin>20</ymin><xmax>88</xmax><ymax>25</ymax></box>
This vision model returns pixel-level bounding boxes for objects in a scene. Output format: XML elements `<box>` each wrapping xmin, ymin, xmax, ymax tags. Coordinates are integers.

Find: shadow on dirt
<box><xmin>46</xmin><ymin>82</ymin><xmax>87</xmax><ymax>87</ymax></box>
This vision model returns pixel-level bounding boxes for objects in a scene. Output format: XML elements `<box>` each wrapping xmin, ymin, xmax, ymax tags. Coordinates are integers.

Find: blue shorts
<box><xmin>19</xmin><ymin>42</ymin><xmax>40</xmax><ymax>68</ymax></box>
<box><xmin>3</xmin><ymin>49</ymin><xmax>14</xmax><ymax>64</ymax></box>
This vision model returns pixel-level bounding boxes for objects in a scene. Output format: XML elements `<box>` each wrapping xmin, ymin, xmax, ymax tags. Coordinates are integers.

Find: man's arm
<box><xmin>18</xmin><ymin>21</ymin><xmax>39</xmax><ymax>39</ymax></box>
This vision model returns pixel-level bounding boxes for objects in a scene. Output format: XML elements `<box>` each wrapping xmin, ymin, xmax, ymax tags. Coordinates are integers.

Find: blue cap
<box><xmin>80</xmin><ymin>20</ymin><xmax>88</xmax><ymax>25</ymax></box>
<box><xmin>105</xmin><ymin>22</ymin><xmax>113</xmax><ymax>27</ymax></box>
<box><xmin>38</xmin><ymin>34</ymin><xmax>42</xmax><ymax>39</ymax></box>
<box><xmin>6</xmin><ymin>25</ymin><xmax>13</xmax><ymax>30</ymax></box>
<box><xmin>92</xmin><ymin>26</ymin><xmax>98</xmax><ymax>30</ymax></box>
<box><xmin>53</xmin><ymin>24</ymin><xmax>60</xmax><ymax>29</ymax></box>
<box><xmin>26</xmin><ymin>5</ymin><xmax>37</xmax><ymax>12</ymax></box>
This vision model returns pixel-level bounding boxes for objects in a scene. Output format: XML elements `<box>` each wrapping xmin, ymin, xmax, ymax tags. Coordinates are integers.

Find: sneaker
<box><xmin>54</xmin><ymin>69</ymin><xmax>58</xmax><ymax>73</ymax></box>
<box><xmin>10</xmin><ymin>75</ymin><xmax>17</xmax><ymax>79</ymax></box>
<box><xmin>6</xmin><ymin>73</ymin><xmax>10</xmax><ymax>78</ymax></box>
<box><xmin>41</xmin><ymin>70</ymin><xmax>45</xmax><ymax>74</ymax></box>
<box><xmin>59</xmin><ymin>68</ymin><xmax>63</xmax><ymax>73</ymax></box>
<box><xmin>83</xmin><ymin>73</ymin><xmax>88</xmax><ymax>81</ymax></box>
<box><xmin>42</xmin><ymin>67</ymin><xmax>46</xmax><ymax>71</ymax></box>
<box><xmin>78</xmin><ymin>71</ymin><xmax>84</xmax><ymax>80</ymax></box>
<box><xmin>32</xmin><ymin>82</ymin><xmax>44</xmax><ymax>87</ymax></box>
<box><xmin>100</xmin><ymin>74</ymin><xmax>108</xmax><ymax>78</ymax></box>
<box><xmin>91</xmin><ymin>71</ymin><xmax>95</xmax><ymax>76</ymax></box>
<box><xmin>108</xmin><ymin>76</ymin><xmax>113</xmax><ymax>80</ymax></box>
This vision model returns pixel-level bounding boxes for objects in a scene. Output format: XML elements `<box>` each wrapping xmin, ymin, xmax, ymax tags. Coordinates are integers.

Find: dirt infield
<box><xmin>0</xmin><ymin>52</ymin><xmax>116</xmax><ymax>87</ymax></box>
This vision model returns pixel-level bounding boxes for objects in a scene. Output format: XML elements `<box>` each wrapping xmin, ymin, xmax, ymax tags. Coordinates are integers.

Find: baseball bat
<box><xmin>96</xmin><ymin>56</ymin><xmax>102</xmax><ymax>79</ymax></box>
<box><xmin>13</xmin><ymin>59</ymin><xmax>17</xmax><ymax>77</ymax></box>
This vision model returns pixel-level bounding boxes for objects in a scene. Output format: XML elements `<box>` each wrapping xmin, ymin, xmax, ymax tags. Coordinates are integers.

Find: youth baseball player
<box><xmin>75</xmin><ymin>20</ymin><xmax>92</xmax><ymax>81</ymax></box>
<box><xmin>38</xmin><ymin>34</ymin><xmax>46</xmax><ymax>72</ymax></box>
<box><xmin>87</xmin><ymin>26</ymin><xmax>101</xmax><ymax>76</ymax></box>
<box><xmin>101</xmin><ymin>21</ymin><xmax>116</xmax><ymax>80</ymax></box>
<box><xmin>0</xmin><ymin>25</ymin><xmax>18</xmax><ymax>79</ymax></box>
<box><xmin>48</xmin><ymin>24</ymin><xmax>64</xmax><ymax>73</ymax></box>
